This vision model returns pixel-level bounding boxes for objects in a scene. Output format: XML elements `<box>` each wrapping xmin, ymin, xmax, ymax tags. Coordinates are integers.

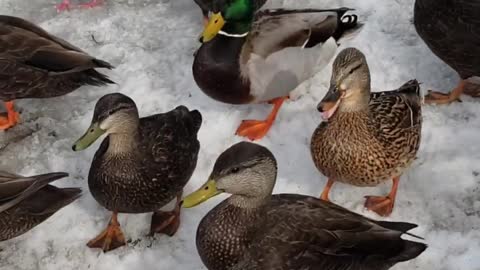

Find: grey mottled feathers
<box><xmin>231</xmin><ymin>194</ymin><xmax>426</xmax><ymax>270</ymax></box>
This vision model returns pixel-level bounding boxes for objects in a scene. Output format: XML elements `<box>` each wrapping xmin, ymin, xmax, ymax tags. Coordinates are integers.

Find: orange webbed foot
<box><xmin>424</xmin><ymin>80</ymin><xmax>465</xmax><ymax>105</ymax></box>
<box><xmin>87</xmin><ymin>213</ymin><xmax>126</xmax><ymax>252</ymax></box>
<box><xmin>149</xmin><ymin>211</ymin><xmax>180</xmax><ymax>237</ymax></box>
<box><xmin>364</xmin><ymin>195</ymin><xmax>394</xmax><ymax>217</ymax></box>
<box><xmin>235</xmin><ymin>119</ymin><xmax>273</xmax><ymax>141</ymax></box>
<box><xmin>0</xmin><ymin>101</ymin><xmax>20</xmax><ymax>130</ymax></box>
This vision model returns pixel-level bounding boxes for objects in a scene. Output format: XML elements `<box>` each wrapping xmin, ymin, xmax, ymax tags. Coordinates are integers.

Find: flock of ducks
<box><xmin>1</xmin><ymin>0</ymin><xmax>479</xmax><ymax>269</ymax></box>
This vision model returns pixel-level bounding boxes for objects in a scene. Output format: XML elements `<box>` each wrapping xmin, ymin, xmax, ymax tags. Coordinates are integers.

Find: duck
<box><xmin>311</xmin><ymin>48</ymin><xmax>422</xmax><ymax>217</ymax></box>
<box><xmin>0</xmin><ymin>171</ymin><xmax>81</xmax><ymax>241</ymax></box>
<box><xmin>414</xmin><ymin>0</ymin><xmax>480</xmax><ymax>104</ymax></box>
<box><xmin>182</xmin><ymin>142</ymin><xmax>427</xmax><ymax>270</ymax></box>
<box><xmin>72</xmin><ymin>93</ymin><xmax>202</xmax><ymax>252</ymax></box>
<box><xmin>193</xmin><ymin>0</ymin><xmax>267</xmax><ymax>26</ymax></box>
<box><xmin>193</xmin><ymin>0</ymin><xmax>362</xmax><ymax>141</ymax></box>
<box><xmin>0</xmin><ymin>15</ymin><xmax>114</xmax><ymax>130</ymax></box>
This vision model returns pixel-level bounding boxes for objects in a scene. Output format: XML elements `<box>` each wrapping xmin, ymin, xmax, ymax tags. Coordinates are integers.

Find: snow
<box><xmin>0</xmin><ymin>0</ymin><xmax>479</xmax><ymax>269</ymax></box>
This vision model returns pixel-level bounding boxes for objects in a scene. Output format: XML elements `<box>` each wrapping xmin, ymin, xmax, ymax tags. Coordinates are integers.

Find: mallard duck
<box><xmin>182</xmin><ymin>142</ymin><xmax>427</xmax><ymax>270</ymax></box>
<box><xmin>194</xmin><ymin>0</ymin><xmax>267</xmax><ymax>25</ymax></box>
<box><xmin>311</xmin><ymin>48</ymin><xmax>422</xmax><ymax>217</ymax></box>
<box><xmin>414</xmin><ymin>0</ymin><xmax>480</xmax><ymax>104</ymax></box>
<box><xmin>72</xmin><ymin>93</ymin><xmax>202</xmax><ymax>252</ymax></box>
<box><xmin>0</xmin><ymin>15</ymin><xmax>113</xmax><ymax>130</ymax></box>
<box><xmin>56</xmin><ymin>0</ymin><xmax>103</xmax><ymax>12</ymax></box>
<box><xmin>193</xmin><ymin>1</ymin><xmax>361</xmax><ymax>140</ymax></box>
<box><xmin>0</xmin><ymin>171</ymin><xmax>81</xmax><ymax>241</ymax></box>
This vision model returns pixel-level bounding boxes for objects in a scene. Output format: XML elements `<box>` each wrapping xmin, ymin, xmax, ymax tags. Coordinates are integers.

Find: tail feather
<box><xmin>388</xmin><ymin>240</ymin><xmax>427</xmax><ymax>263</ymax></box>
<box><xmin>334</xmin><ymin>9</ymin><xmax>363</xmax><ymax>42</ymax></box>
<box><xmin>189</xmin><ymin>109</ymin><xmax>203</xmax><ymax>133</ymax></box>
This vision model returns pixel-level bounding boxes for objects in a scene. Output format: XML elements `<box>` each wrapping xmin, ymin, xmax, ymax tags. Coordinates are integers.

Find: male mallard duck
<box><xmin>183</xmin><ymin>142</ymin><xmax>427</xmax><ymax>270</ymax></box>
<box><xmin>194</xmin><ymin>0</ymin><xmax>267</xmax><ymax>25</ymax></box>
<box><xmin>414</xmin><ymin>0</ymin><xmax>480</xmax><ymax>104</ymax></box>
<box><xmin>72</xmin><ymin>93</ymin><xmax>202</xmax><ymax>252</ymax></box>
<box><xmin>0</xmin><ymin>15</ymin><xmax>113</xmax><ymax>130</ymax></box>
<box><xmin>193</xmin><ymin>1</ymin><xmax>361</xmax><ymax>140</ymax></box>
<box><xmin>56</xmin><ymin>0</ymin><xmax>103</xmax><ymax>12</ymax></box>
<box><xmin>311</xmin><ymin>48</ymin><xmax>422</xmax><ymax>217</ymax></box>
<box><xmin>0</xmin><ymin>171</ymin><xmax>81</xmax><ymax>241</ymax></box>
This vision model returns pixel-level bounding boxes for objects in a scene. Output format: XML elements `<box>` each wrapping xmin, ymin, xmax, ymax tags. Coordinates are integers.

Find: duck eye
<box><xmin>230</xmin><ymin>167</ymin><xmax>240</xmax><ymax>173</ymax></box>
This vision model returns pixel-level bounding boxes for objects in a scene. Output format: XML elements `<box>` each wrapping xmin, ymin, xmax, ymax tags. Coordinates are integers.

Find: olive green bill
<box><xmin>72</xmin><ymin>123</ymin><xmax>105</xmax><ymax>151</ymax></box>
<box><xmin>182</xmin><ymin>180</ymin><xmax>221</xmax><ymax>208</ymax></box>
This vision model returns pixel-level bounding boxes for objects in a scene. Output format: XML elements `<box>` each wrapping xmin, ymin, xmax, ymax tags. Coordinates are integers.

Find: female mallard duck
<box><xmin>193</xmin><ymin>0</ymin><xmax>361</xmax><ymax>140</ymax></box>
<box><xmin>311</xmin><ymin>48</ymin><xmax>422</xmax><ymax>217</ymax></box>
<box><xmin>72</xmin><ymin>93</ymin><xmax>202</xmax><ymax>252</ymax></box>
<box><xmin>182</xmin><ymin>142</ymin><xmax>427</xmax><ymax>270</ymax></box>
<box><xmin>414</xmin><ymin>0</ymin><xmax>480</xmax><ymax>104</ymax></box>
<box><xmin>0</xmin><ymin>171</ymin><xmax>81</xmax><ymax>241</ymax></box>
<box><xmin>0</xmin><ymin>15</ymin><xmax>113</xmax><ymax>130</ymax></box>
<box><xmin>194</xmin><ymin>0</ymin><xmax>267</xmax><ymax>25</ymax></box>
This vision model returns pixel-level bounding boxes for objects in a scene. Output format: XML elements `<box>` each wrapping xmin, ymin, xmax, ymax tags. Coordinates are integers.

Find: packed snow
<box><xmin>0</xmin><ymin>0</ymin><xmax>479</xmax><ymax>269</ymax></box>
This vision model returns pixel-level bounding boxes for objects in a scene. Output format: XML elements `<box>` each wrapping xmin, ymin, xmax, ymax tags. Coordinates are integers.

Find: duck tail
<box><xmin>388</xmin><ymin>240</ymin><xmax>427</xmax><ymax>264</ymax></box>
<box><xmin>189</xmin><ymin>109</ymin><xmax>203</xmax><ymax>134</ymax></box>
<box><xmin>81</xmin><ymin>58</ymin><xmax>115</xmax><ymax>86</ymax></box>
<box><xmin>174</xmin><ymin>106</ymin><xmax>203</xmax><ymax>135</ymax></box>
<box><xmin>333</xmin><ymin>8</ymin><xmax>363</xmax><ymax>42</ymax></box>
<box><xmin>398</xmin><ymin>79</ymin><xmax>421</xmax><ymax>97</ymax></box>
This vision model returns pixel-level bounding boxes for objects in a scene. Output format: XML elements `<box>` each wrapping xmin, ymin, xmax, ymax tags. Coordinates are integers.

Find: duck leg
<box><xmin>87</xmin><ymin>212</ymin><xmax>126</xmax><ymax>252</ymax></box>
<box><xmin>56</xmin><ymin>0</ymin><xmax>103</xmax><ymax>12</ymax></box>
<box><xmin>235</xmin><ymin>97</ymin><xmax>287</xmax><ymax>141</ymax></box>
<box><xmin>0</xmin><ymin>101</ymin><xmax>20</xmax><ymax>130</ymax></box>
<box><xmin>424</xmin><ymin>80</ymin><xmax>464</xmax><ymax>104</ymax></box>
<box><xmin>149</xmin><ymin>192</ymin><xmax>182</xmax><ymax>236</ymax></box>
<box><xmin>319</xmin><ymin>179</ymin><xmax>334</xmax><ymax>201</ymax></box>
<box><xmin>364</xmin><ymin>177</ymin><xmax>400</xmax><ymax>217</ymax></box>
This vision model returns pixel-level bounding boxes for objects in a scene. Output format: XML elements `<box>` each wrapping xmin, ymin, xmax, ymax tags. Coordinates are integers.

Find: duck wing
<box><xmin>241</xmin><ymin>8</ymin><xmax>359</xmax><ymax>102</ymax></box>
<box><xmin>232</xmin><ymin>194</ymin><xmax>426</xmax><ymax>270</ymax></box>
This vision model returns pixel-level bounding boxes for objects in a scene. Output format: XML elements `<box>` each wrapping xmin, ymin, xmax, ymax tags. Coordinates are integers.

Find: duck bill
<box><xmin>201</xmin><ymin>13</ymin><xmax>225</xmax><ymax>43</ymax></box>
<box><xmin>72</xmin><ymin>123</ymin><xmax>105</xmax><ymax>151</ymax></box>
<box><xmin>182</xmin><ymin>180</ymin><xmax>221</xmax><ymax>208</ymax></box>
<box><xmin>317</xmin><ymin>85</ymin><xmax>345</xmax><ymax>120</ymax></box>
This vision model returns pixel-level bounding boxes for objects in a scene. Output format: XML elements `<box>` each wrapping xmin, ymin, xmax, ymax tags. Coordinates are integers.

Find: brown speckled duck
<box><xmin>183</xmin><ymin>142</ymin><xmax>426</xmax><ymax>270</ymax></box>
<box><xmin>311</xmin><ymin>48</ymin><xmax>422</xmax><ymax>217</ymax></box>
<box><xmin>0</xmin><ymin>15</ymin><xmax>114</xmax><ymax>130</ymax></box>
<box><xmin>0</xmin><ymin>171</ymin><xmax>81</xmax><ymax>241</ymax></box>
<box><xmin>414</xmin><ymin>0</ymin><xmax>480</xmax><ymax>104</ymax></box>
<box><xmin>193</xmin><ymin>0</ymin><xmax>361</xmax><ymax>140</ymax></box>
<box><xmin>72</xmin><ymin>93</ymin><xmax>202</xmax><ymax>252</ymax></box>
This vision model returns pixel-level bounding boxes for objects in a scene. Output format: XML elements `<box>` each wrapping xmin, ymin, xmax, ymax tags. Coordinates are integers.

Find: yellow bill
<box><xmin>182</xmin><ymin>180</ymin><xmax>221</xmax><ymax>208</ymax></box>
<box><xmin>72</xmin><ymin>123</ymin><xmax>105</xmax><ymax>151</ymax></box>
<box><xmin>201</xmin><ymin>13</ymin><xmax>225</xmax><ymax>43</ymax></box>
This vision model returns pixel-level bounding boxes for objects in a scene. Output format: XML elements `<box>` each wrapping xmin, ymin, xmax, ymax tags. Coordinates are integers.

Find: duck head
<box><xmin>182</xmin><ymin>142</ymin><xmax>277</xmax><ymax>208</ymax></box>
<box><xmin>72</xmin><ymin>93</ymin><xmax>139</xmax><ymax>151</ymax></box>
<box><xmin>201</xmin><ymin>0</ymin><xmax>256</xmax><ymax>42</ymax></box>
<box><xmin>317</xmin><ymin>48</ymin><xmax>371</xmax><ymax>120</ymax></box>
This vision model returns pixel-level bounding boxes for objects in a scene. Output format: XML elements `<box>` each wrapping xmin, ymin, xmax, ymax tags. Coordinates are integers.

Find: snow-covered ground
<box><xmin>0</xmin><ymin>0</ymin><xmax>479</xmax><ymax>269</ymax></box>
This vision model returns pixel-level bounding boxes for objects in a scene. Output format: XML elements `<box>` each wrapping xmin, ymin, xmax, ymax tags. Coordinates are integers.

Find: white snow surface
<box><xmin>0</xmin><ymin>0</ymin><xmax>479</xmax><ymax>269</ymax></box>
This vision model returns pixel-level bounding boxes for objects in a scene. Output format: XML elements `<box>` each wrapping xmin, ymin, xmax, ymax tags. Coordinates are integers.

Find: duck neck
<box><xmin>338</xmin><ymin>89</ymin><xmax>371</xmax><ymax>113</ymax></box>
<box><xmin>106</xmin><ymin>130</ymin><xmax>139</xmax><ymax>155</ymax></box>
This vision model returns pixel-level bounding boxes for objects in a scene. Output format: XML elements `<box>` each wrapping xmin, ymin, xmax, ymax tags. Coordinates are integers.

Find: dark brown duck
<box><xmin>0</xmin><ymin>171</ymin><xmax>81</xmax><ymax>241</ymax></box>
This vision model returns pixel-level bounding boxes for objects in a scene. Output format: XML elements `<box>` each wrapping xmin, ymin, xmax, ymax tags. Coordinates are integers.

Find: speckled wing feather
<box><xmin>368</xmin><ymin>80</ymin><xmax>422</xmax><ymax>149</ymax></box>
<box><xmin>232</xmin><ymin>194</ymin><xmax>425</xmax><ymax>270</ymax></box>
<box><xmin>414</xmin><ymin>0</ymin><xmax>480</xmax><ymax>78</ymax></box>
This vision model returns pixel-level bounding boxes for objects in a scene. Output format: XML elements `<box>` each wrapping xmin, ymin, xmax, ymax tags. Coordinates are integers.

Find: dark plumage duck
<box><xmin>72</xmin><ymin>93</ymin><xmax>202</xmax><ymax>252</ymax></box>
<box><xmin>193</xmin><ymin>0</ymin><xmax>361</xmax><ymax>140</ymax></box>
<box><xmin>194</xmin><ymin>0</ymin><xmax>267</xmax><ymax>25</ymax></box>
<box><xmin>0</xmin><ymin>171</ymin><xmax>81</xmax><ymax>241</ymax></box>
<box><xmin>414</xmin><ymin>0</ymin><xmax>480</xmax><ymax>104</ymax></box>
<box><xmin>0</xmin><ymin>15</ymin><xmax>114</xmax><ymax>130</ymax></box>
<box><xmin>311</xmin><ymin>48</ymin><xmax>422</xmax><ymax>216</ymax></box>
<box><xmin>182</xmin><ymin>142</ymin><xmax>427</xmax><ymax>270</ymax></box>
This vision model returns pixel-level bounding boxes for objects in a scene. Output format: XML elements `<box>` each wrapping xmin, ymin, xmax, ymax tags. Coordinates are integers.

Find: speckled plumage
<box><xmin>193</xmin><ymin>142</ymin><xmax>426</xmax><ymax>270</ymax></box>
<box><xmin>0</xmin><ymin>15</ymin><xmax>113</xmax><ymax>102</ymax></box>
<box><xmin>311</xmin><ymin>48</ymin><xmax>421</xmax><ymax>188</ymax></box>
<box><xmin>87</xmin><ymin>95</ymin><xmax>202</xmax><ymax>213</ymax></box>
<box><xmin>414</xmin><ymin>0</ymin><xmax>480</xmax><ymax>80</ymax></box>
<box><xmin>311</xmin><ymin>81</ymin><xmax>422</xmax><ymax>186</ymax></box>
<box><xmin>0</xmin><ymin>171</ymin><xmax>81</xmax><ymax>241</ymax></box>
